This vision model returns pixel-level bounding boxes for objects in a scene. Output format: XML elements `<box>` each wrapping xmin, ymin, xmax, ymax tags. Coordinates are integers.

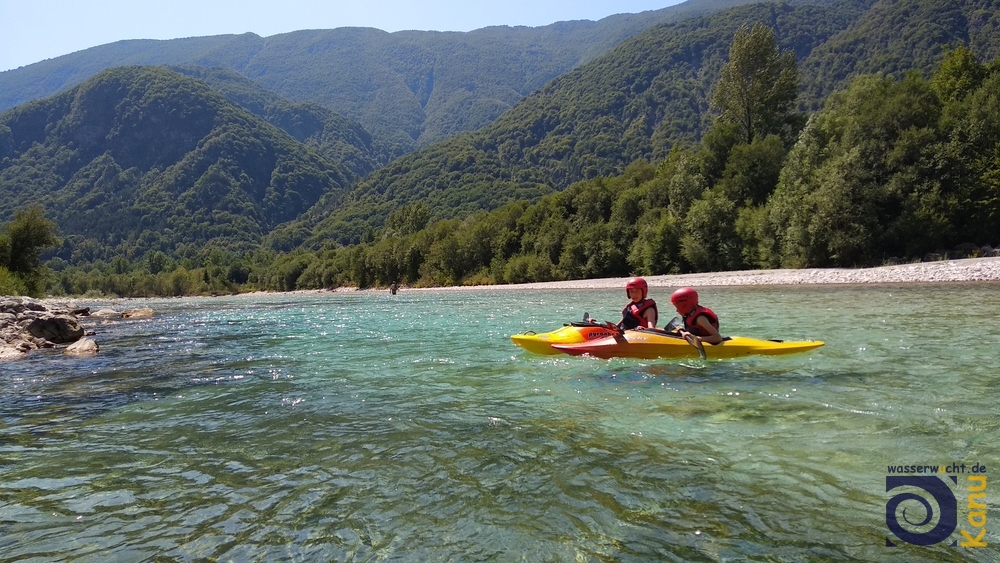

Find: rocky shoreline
<box><xmin>0</xmin><ymin>297</ymin><xmax>94</xmax><ymax>361</ymax></box>
<box><xmin>0</xmin><ymin>298</ymin><xmax>153</xmax><ymax>362</ymax></box>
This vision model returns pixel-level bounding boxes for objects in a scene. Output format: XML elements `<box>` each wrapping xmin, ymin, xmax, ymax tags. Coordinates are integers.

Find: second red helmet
<box><xmin>670</xmin><ymin>287</ymin><xmax>699</xmax><ymax>314</ymax></box>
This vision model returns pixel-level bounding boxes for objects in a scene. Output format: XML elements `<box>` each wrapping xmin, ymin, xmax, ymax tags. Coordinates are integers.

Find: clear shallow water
<box><xmin>1</xmin><ymin>285</ymin><xmax>998</xmax><ymax>561</ymax></box>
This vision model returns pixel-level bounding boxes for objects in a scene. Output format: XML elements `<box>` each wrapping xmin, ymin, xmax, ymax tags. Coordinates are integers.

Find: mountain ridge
<box><xmin>0</xmin><ymin>0</ymin><xmax>805</xmax><ymax>157</ymax></box>
<box><xmin>0</xmin><ymin>66</ymin><xmax>366</xmax><ymax>261</ymax></box>
<box><xmin>3</xmin><ymin>0</ymin><xmax>998</xmax><ymax>271</ymax></box>
<box><xmin>286</xmin><ymin>0</ymin><xmax>875</xmax><ymax>247</ymax></box>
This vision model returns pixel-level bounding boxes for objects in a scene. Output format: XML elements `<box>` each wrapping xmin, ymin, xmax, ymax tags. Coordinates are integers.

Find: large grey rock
<box><xmin>0</xmin><ymin>297</ymin><xmax>94</xmax><ymax>361</ymax></box>
<box><xmin>24</xmin><ymin>314</ymin><xmax>85</xmax><ymax>344</ymax></box>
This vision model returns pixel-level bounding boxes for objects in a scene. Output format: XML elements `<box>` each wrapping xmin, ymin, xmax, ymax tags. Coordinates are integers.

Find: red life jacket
<box><xmin>621</xmin><ymin>299</ymin><xmax>658</xmax><ymax>330</ymax></box>
<box><xmin>683</xmin><ymin>305</ymin><xmax>719</xmax><ymax>336</ymax></box>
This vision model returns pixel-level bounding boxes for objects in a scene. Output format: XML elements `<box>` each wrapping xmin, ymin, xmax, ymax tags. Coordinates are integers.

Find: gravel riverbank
<box><xmin>398</xmin><ymin>256</ymin><xmax>1000</xmax><ymax>291</ymax></box>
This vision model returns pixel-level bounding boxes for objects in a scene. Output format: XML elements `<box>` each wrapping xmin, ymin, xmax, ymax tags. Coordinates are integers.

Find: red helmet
<box><xmin>671</xmin><ymin>287</ymin><xmax>699</xmax><ymax>314</ymax></box>
<box><xmin>625</xmin><ymin>277</ymin><xmax>648</xmax><ymax>299</ymax></box>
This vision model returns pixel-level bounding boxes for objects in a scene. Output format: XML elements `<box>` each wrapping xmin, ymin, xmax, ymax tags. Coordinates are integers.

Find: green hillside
<box><xmin>168</xmin><ymin>65</ymin><xmax>391</xmax><ymax>177</ymax></box>
<box><xmin>287</xmin><ymin>0</ymin><xmax>1000</xmax><ymax>248</ymax></box>
<box><xmin>287</xmin><ymin>0</ymin><xmax>868</xmax><ymax>247</ymax></box>
<box><xmin>246</xmin><ymin>46</ymin><xmax>999</xmax><ymax>292</ymax></box>
<box><xmin>799</xmin><ymin>0</ymin><xmax>1000</xmax><ymax>107</ymax></box>
<box><xmin>3</xmin><ymin>0</ymin><xmax>999</xmax><ymax>296</ymax></box>
<box><xmin>0</xmin><ymin>66</ymin><xmax>360</xmax><ymax>261</ymax></box>
<box><xmin>0</xmin><ymin>0</ymin><xmax>813</xmax><ymax>159</ymax></box>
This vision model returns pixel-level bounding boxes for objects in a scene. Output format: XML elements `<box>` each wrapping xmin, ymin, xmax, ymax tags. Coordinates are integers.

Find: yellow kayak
<box><xmin>512</xmin><ymin>324</ymin><xmax>823</xmax><ymax>359</ymax></box>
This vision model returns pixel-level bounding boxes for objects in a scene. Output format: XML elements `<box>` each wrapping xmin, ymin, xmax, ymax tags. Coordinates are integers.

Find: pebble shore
<box><xmin>399</xmin><ymin>256</ymin><xmax>1000</xmax><ymax>291</ymax></box>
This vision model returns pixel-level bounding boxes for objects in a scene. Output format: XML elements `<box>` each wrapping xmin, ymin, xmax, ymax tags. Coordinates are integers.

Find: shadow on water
<box><xmin>590</xmin><ymin>357</ymin><xmax>820</xmax><ymax>384</ymax></box>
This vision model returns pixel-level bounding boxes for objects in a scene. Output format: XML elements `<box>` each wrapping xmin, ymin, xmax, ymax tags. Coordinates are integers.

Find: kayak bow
<box><xmin>509</xmin><ymin>322</ymin><xmax>622</xmax><ymax>355</ymax></box>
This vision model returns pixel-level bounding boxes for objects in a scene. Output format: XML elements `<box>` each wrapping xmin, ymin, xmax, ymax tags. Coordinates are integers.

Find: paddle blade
<box><xmin>683</xmin><ymin>333</ymin><xmax>707</xmax><ymax>360</ymax></box>
<box><xmin>602</xmin><ymin>321</ymin><xmax>627</xmax><ymax>343</ymax></box>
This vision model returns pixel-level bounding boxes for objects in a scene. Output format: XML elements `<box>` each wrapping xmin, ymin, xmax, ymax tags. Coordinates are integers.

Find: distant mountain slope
<box><xmin>288</xmin><ymin>0</ymin><xmax>1000</xmax><ymax>247</ymax></box>
<box><xmin>285</xmin><ymin>0</ymin><xmax>869</xmax><ymax>247</ymax></box>
<box><xmin>799</xmin><ymin>0</ymin><xmax>1000</xmax><ymax>107</ymax></box>
<box><xmin>3</xmin><ymin>0</ymin><xmax>996</xmax><ymax>264</ymax></box>
<box><xmin>0</xmin><ymin>0</ymin><xmax>808</xmax><ymax>158</ymax></box>
<box><xmin>0</xmin><ymin>67</ymin><xmax>358</xmax><ymax>258</ymax></box>
<box><xmin>168</xmin><ymin>65</ymin><xmax>390</xmax><ymax>178</ymax></box>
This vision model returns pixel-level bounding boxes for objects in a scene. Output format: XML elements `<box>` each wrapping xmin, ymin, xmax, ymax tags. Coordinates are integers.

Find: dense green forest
<box><xmin>0</xmin><ymin>66</ymin><xmax>376</xmax><ymax>263</ymax></box>
<box><xmin>168</xmin><ymin>66</ymin><xmax>392</xmax><ymax>177</ymax></box>
<box><xmin>40</xmin><ymin>45</ymin><xmax>1000</xmax><ymax>297</ymax></box>
<box><xmin>1</xmin><ymin>0</ymin><xmax>999</xmax><ymax>298</ymax></box>
<box><xmin>281</xmin><ymin>0</ymin><xmax>999</xmax><ymax>248</ymax></box>
<box><xmin>798</xmin><ymin>0</ymin><xmax>1000</xmax><ymax>107</ymax></box>
<box><xmin>0</xmin><ymin>0</ymin><xmax>777</xmax><ymax>158</ymax></box>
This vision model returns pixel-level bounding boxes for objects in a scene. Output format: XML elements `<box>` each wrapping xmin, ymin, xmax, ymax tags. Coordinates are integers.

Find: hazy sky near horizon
<box><xmin>1</xmin><ymin>0</ymin><xmax>686</xmax><ymax>72</ymax></box>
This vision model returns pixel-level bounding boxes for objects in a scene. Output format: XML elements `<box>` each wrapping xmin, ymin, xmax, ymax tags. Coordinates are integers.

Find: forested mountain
<box><xmin>0</xmin><ymin>66</ymin><xmax>365</xmax><ymax>261</ymax></box>
<box><xmin>168</xmin><ymin>65</ymin><xmax>391</xmax><ymax>177</ymax></box>
<box><xmin>280</xmin><ymin>0</ymin><xmax>1000</xmax><ymax>249</ymax></box>
<box><xmin>799</xmin><ymin>0</ymin><xmax>1000</xmax><ymax>107</ymax></box>
<box><xmin>0</xmin><ymin>0</ymin><xmax>827</xmax><ymax>158</ymax></box>
<box><xmin>3</xmin><ymin>0</ymin><xmax>999</xmax><ymax>296</ymax></box>
<box><xmin>283</xmin><ymin>0</ymin><xmax>865</xmax><ymax>247</ymax></box>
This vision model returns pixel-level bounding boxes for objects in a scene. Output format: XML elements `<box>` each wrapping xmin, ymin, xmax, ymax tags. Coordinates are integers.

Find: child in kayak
<box><xmin>670</xmin><ymin>287</ymin><xmax>723</xmax><ymax>345</ymax></box>
<box><xmin>619</xmin><ymin>277</ymin><xmax>658</xmax><ymax>330</ymax></box>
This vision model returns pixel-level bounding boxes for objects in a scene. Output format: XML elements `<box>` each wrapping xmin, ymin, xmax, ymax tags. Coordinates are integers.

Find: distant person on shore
<box><xmin>389</xmin><ymin>281</ymin><xmax>399</xmax><ymax>295</ymax></box>
<box><xmin>670</xmin><ymin>287</ymin><xmax>723</xmax><ymax>345</ymax></box>
<box><xmin>619</xmin><ymin>277</ymin><xmax>658</xmax><ymax>330</ymax></box>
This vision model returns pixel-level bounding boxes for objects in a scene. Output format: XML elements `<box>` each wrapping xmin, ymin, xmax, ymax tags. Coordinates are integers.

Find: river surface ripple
<box><xmin>1</xmin><ymin>285</ymin><xmax>998</xmax><ymax>561</ymax></box>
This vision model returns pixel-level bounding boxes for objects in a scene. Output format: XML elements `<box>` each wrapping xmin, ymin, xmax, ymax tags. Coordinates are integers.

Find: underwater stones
<box><xmin>121</xmin><ymin>307</ymin><xmax>154</xmax><ymax>319</ymax></box>
<box><xmin>65</xmin><ymin>337</ymin><xmax>99</xmax><ymax>356</ymax></box>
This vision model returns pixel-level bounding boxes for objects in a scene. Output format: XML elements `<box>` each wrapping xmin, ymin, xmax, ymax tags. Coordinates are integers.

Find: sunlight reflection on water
<box><xmin>1</xmin><ymin>285</ymin><xmax>997</xmax><ymax>560</ymax></box>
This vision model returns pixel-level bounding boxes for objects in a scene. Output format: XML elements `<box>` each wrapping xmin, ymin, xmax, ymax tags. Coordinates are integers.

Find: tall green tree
<box><xmin>0</xmin><ymin>206</ymin><xmax>60</xmax><ymax>296</ymax></box>
<box><xmin>712</xmin><ymin>23</ymin><xmax>799</xmax><ymax>144</ymax></box>
<box><xmin>2</xmin><ymin>206</ymin><xmax>60</xmax><ymax>275</ymax></box>
<box><xmin>931</xmin><ymin>45</ymin><xmax>988</xmax><ymax>102</ymax></box>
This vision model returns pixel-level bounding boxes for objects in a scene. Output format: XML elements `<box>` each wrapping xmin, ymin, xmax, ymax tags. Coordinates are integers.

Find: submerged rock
<box><xmin>92</xmin><ymin>308</ymin><xmax>123</xmax><ymax>318</ymax></box>
<box><xmin>122</xmin><ymin>307</ymin><xmax>154</xmax><ymax>319</ymax></box>
<box><xmin>65</xmin><ymin>337</ymin><xmax>100</xmax><ymax>356</ymax></box>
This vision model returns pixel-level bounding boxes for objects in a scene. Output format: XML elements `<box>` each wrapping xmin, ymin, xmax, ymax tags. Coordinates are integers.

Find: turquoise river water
<box><xmin>1</xmin><ymin>284</ymin><xmax>998</xmax><ymax>561</ymax></box>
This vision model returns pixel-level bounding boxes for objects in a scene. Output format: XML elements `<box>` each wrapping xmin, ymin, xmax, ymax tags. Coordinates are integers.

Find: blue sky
<box><xmin>0</xmin><ymin>0</ymin><xmax>685</xmax><ymax>73</ymax></box>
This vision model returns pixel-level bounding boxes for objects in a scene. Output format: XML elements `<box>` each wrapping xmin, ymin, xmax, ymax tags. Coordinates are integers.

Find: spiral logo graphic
<box><xmin>885</xmin><ymin>476</ymin><xmax>957</xmax><ymax>546</ymax></box>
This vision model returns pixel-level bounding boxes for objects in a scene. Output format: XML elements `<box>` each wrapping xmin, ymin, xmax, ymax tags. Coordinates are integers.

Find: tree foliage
<box><xmin>0</xmin><ymin>67</ymin><xmax>363</xmax><ymax>261</ymax></box>
<box><xmin>712</xmin><ymin>22</ymin><xmax>799</xmax><ymax>144</ymax></box>
<box><xmin>0</xmin><ymin>205</ymin><xmax>60</xmax><ymax>296</ymax></box>
<box><xmin>1</xmin><ymin>1</ymin><xmax>998</xmax><ymax>298</ymax></box>
<box><xmin>291</xmin><ymin>1</ymin><xmax>864</xmax><ymax>245</ymax></box>
<box><xmin>748</xmin><ymin>61</ymin><xmax>1000</xmax><ymax>269</ymax></box>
